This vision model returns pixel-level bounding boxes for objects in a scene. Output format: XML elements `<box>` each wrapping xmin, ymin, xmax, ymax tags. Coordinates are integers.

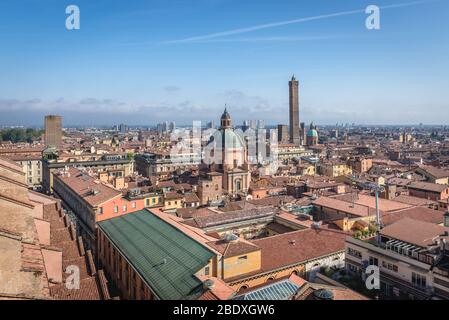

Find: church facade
<box><xmin>202</xmin><ymin>108</ymin><xmax>251</xmax><ymax>197</ymax></box>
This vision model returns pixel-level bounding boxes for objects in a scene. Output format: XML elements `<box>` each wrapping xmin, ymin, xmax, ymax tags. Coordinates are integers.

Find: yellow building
<box><xmin>320</xmin><ymin>161</ymin><xmax>352</xmax><ymax>178</ymax></box>
<box><xmin>297</xmin><ymin>163</ymin><xmax>316</xmax><ymax>176</ymax></box>
<box><xmin>163</xmin><ymin>192</ymin><xmax>184</xmax><ymax>211</ymax></box>
<box><xmin>144</xmin><ymin>194</ymin><xmax>163</xmax><ymax>208</ymax></box>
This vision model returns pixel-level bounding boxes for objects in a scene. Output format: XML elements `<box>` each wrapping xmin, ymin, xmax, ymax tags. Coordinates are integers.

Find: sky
<box><xmin>0</xmin><ymin>0</ymin><xmax>448</xmax><ymax>127</ymax></box>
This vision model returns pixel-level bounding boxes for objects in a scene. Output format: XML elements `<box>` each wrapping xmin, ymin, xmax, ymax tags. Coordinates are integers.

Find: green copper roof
<box><xmin>307</xmin><ymin>129</ymin><xmax>318</xmax><ymax>137</ymax></box>
<box><xmin>98</xmin><ymin>210</ymin><xmax>214</xmax><ymax>300</ymax></box>
<box><xmin>208</xmin><ymin>128</ymin><xmax>245</xmax><ymax>149</ymax></box>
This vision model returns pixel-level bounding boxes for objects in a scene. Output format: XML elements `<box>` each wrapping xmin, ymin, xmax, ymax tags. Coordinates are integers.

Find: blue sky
<box><xmin>0</xmin><ymin>0</ymin><xmax>448</xmax><ymax>126</ymax></box>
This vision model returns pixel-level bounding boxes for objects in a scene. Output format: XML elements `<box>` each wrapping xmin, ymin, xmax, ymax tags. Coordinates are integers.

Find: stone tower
<box><xmin>289</xmin><ymin>75</ymin><xmax>300</xmax><ymax>145</ymax></box>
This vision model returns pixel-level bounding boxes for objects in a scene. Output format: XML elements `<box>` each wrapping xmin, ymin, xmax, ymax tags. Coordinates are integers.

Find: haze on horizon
<box><xmin>0</xmin><ymin>0</ymin><xmax>448</xmax><ymax>127</ymax></box>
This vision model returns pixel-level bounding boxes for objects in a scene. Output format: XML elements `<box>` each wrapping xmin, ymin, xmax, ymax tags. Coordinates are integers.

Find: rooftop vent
<box><xmin>223</xmin><ymin>233</ymin><xmax>239</xmax><ymax>243</ymax></box>
<box><xmin>311</xmin><ymin>221</ymin><xmax>322</xmax><ymax>229</ymax></box>
<box><xmin>203</xmin><ymin>279</ymin><xmax>215</xmax><ymax>290</ymax></box>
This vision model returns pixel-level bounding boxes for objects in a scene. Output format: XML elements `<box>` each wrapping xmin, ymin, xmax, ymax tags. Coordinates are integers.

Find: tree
<box><xmin>0</xmin><ymin>128</ymin><xmax>43</xmax><ymax>143</ymax></box>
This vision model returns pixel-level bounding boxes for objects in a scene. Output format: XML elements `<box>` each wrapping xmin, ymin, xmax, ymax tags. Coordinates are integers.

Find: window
<box><xmin>152</xmin><ymin>198</ymin><xmax>156</xmax><ymax>204</ymax></box>
<box><xmin>382</xmin><ymin>261</ymin><xmax>398</xmax><ymax>272</ymax></box>
<box><xmin>348</xmin><ymin>263</ymin><xmax>359</xmax><ymax>273</ymax></box>
<box><xmin>204</xmin><ymin>266</ymin><xmax>210</xmax><ymax>276</ymax></box>
<box><xmin>347</xmin><ymin>247</ymin><xmax>362</xmax><ymax>259</ymax></box>
<box><xmin>114</xmin><ymin>206</ymin><xmax>119</xmax><ymax>213</ymax></box>
<box><xmin>238</xmin><ymin>255</ymin><xmax>248</xmax><ymax>261</ymax></box>
<box><xmin>412</xmin><ymin>272</ymin><xmax>426</xmax><ymax>288</ymax></box>
<box><xmin>131</xmin><ymin>202</ymin><xmax>136</xmax><ymax>209</ymax></box>
<box><xmin>369</xmin><ymin>256</ymin><xmax>378</xmax><ymax>266</ymax></box>
<box><xmin>98</xmin><ymin>207</ymin><xmax>103</xmax><ymax>215</ymax></box>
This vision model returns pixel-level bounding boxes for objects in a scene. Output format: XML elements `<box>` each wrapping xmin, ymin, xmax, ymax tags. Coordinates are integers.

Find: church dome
<box><xmin>221</xmin><ymin>108</ymin><xmax>231</xmax><ymax>120</ymax></box>
<box><xmin>208</xmin><ymin>128</ymin><xmax>245</xmax><ymax>149</ymax></box>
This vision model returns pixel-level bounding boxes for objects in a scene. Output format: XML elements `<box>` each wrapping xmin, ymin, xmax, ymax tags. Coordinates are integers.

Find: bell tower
<box><xmin>221</xmin><ymin>107</ymin><xmax>232</xmax><ymax>129</ymax></box>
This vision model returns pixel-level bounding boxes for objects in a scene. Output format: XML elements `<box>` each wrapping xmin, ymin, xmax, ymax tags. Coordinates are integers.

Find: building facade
<box><xmin>345</xmin><ymin>218</ymin><xmax>449</xmax><ymax>299</ymax></box>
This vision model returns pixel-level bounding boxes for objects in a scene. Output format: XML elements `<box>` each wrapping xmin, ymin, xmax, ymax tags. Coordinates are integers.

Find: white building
<box><xmin>345</xmin><ymin>216</ymin><xmax>449</xmax><ymax>299</ymax></box>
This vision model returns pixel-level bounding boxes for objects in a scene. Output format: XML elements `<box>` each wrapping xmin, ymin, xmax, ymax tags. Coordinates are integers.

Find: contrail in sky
<box><xmin>163</xmin><ymin>0</ymin><xmax>438</xmax><ymax>44</ymax></box>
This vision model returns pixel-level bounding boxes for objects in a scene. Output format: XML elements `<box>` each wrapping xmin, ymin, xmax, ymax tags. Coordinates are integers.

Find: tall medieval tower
<box><xmin>289</xmin><ymin>75</ymin><xmax>300</xmax><ymax>145</ymax></box>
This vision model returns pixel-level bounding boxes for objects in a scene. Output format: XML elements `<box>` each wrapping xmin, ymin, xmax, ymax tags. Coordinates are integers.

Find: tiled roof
<box><xmin>408</xmin><ymin>181</ymin><xmax>448</xmax><ymax>193</ymax></box>
<box><xmin>380</xmin><ymin>218</ymin><xmax>449</xmax><ymax>247</ymax></box>
<box><xmin>251</xmin><ymin>228</ymin><xmax>346</xmax><ymax>273</ymax></box>
<box><xmin>50</xmin><ymin>277</ymin><xmax>101</xmax><ymax>300</ymax></box>
<box><xmin>392</xmin><ymin>195</ymin><xmax>437</xmax><ymax>206</ymax></box>
<box><xmin>266</xmin><ymin>222</ymin><xmax>296</xmax><ymax>234</ymax></box>
<box><xmin>206</xmin><ymin>239</ymin><xmax>260</xmax><ymax>258</ymax></box>
<box><xmin>248</xmin><ymin>196</ymin><xmax>296</xmax><ymax>207</ymax></box>
<box><xmin>184</xmin><ymin>206</ymin><xmax>276</xmax><ymax>229</ymax></box>
<box><xmin>312</xmin><ymin>196</ymin><xmax>378</xmax><ymax>217</ymax></box>
<box><xmin>294</xmin><ymin>283</ymin><xmax>368</xmax><ymax>300</ymax></box>
<box><xmin>184</xmin><ymin>193</ymin><xmax>200</xmax><ymax>203</ymax></box>
<box><xmin>176</xmin><ymin>207</ymin><xmax>217</xmax><ymax>219</ymax></box>
<box><xmin>381</xmin><ymin>206</ymin><xmax>444</xmax><ymax>226</ymax></box>
<box><xmin>332</xmin><ymin>194</ymin><xmax>412</xmax><ymax>212</ymax></box>
<box><xmin>55</xmin><ymin>167</ymin><xmax>121</xmax><ymax>206</ymax></box>
<box><xmin>98</xmin><ymin>210</ymin><xmax>215</xmax><ymax>300</ymax></box>
<box><xmin>417</xmin><ymin>165</ymin><xmax>449</xmax><ymax>179</ymax></box>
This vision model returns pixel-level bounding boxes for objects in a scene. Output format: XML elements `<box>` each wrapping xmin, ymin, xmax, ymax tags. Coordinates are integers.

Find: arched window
<box><xmin>238</xmin><ymin>285</ymin><xmax>249</xmax><ymax>292</ymax></box>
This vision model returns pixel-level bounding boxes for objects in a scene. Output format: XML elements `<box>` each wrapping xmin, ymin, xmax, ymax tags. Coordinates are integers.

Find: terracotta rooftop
<box><xmin>55</xmin><ymin>167</ymin><xmax>121</xmax><ymax>207</ymax></box>
<box><xmin>251</xmin><ymin>228</ymin><xmax>346</xmax><ymax>273</ymax></box>
<box><xmin>332</xmin><ymin>193</ymin><xmax>412</xmax><ymax>212</ymax></box>
<box><xmin>312</xmin><ymin>196</ymin><xmax>379</xmax><ymax>218</ymax></box>
<box><xmin>380</xmin><ymin>218</ymin><xmax>449</xmax><ymax>247</ymax></box>
<box><xmin>248</xmin><ymin>195</ymin><xmax>296</xmax><ymax>207</ymax></box>
<box><xmin>417</xmin><ymin>165</ymin><xmax>449</xmax><ymax>179</ymax></box>
<box><xmin>381</xmin><ymin>206</ymin><xmax>445</xmax><ymax>226</ymax></box>
<box><xmin>207</xmin><ymin>238</ymin><xmax>260</xmax><ymax>258</ymax></box>
<box><xmin>183</xmin><ymin>206</ymin><xmax>276</xmax><ymax>229</ymax></box>
<box><xmin>408</xmin><ymin>181</ymin><xmax>449</xmax><ymax>193</ymax></box>
<box><xmin>392</xmin><ymin>194</ymin><xmax>437</xmax><ymax>206</ymax></box>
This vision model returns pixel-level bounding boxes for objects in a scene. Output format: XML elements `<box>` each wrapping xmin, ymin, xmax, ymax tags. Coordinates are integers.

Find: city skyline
<box><xmin>0</xmin><ymin>0</ymin><xmax>448</xmax><ymax>126</ymax></box>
